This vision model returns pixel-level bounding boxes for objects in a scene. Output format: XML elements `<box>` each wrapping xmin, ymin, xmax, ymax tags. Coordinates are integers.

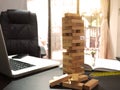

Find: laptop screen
<box><xmin>0</xmin><ymin>25</ymin><xmax>13</xmax><ymax>75</ymax></box>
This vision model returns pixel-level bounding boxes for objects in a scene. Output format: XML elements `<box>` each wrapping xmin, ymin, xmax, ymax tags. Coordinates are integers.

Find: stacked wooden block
<box><xmin>49</xmin><ymin>73</ymin><xmax>99</xmax><ymax>90</ymax></box>
<box><xmin>62</xmin><ymin>13</ymin><xmax>84</xmax><ymax>74</ymax></box>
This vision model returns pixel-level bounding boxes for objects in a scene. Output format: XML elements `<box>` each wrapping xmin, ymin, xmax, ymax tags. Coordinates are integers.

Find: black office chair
<box><xmin>0</xmin><ymin>9</ymin><xmax>41</xmax><ymax>57</ymax></box>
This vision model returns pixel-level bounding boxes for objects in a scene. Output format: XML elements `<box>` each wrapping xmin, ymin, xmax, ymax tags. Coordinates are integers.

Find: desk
<box><xmin>0</xmin><ymin>67</ymin><xmax>120</xmax><ymax>90</ymax></box>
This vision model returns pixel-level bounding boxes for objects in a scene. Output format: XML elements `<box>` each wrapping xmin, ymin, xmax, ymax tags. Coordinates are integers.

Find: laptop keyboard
<box><xmin>9</xmin><ymin>59</ymin><xmax>34</xmax><ymax>71</ymax></box>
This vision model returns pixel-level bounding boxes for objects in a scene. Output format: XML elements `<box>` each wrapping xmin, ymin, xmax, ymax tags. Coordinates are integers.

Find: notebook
<box><xmin>0</xmin><ymin>25</ymin><xmax>60</xmax><ymax>78</ymax></box>
<box><xmin>84</xmin><ymin>57</ymin><xmax>120</xmax><ymax>71</ymax></box>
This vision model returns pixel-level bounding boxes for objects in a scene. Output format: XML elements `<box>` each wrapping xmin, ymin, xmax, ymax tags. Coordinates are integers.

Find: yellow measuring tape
<box><xmin>90</xmin><ymin>71</ymin><xmax>120</xmax><ymax>77</ymax></box>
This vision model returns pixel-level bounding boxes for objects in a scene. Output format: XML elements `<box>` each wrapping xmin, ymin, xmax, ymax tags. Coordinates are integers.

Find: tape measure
<box><xmin>90</xmin><ymin>71</ymin><xmax>120</xmax><ymax>77</ymax></box>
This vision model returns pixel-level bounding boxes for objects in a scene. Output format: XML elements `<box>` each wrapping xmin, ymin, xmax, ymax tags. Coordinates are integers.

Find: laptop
<box><xmin>0</xmin><ymin>25</ymin><xmax>60</xmax><ymax>78</ymax></box>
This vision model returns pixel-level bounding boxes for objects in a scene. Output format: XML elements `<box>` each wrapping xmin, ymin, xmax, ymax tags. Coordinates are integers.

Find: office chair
<box><xmin>0</xmin><ymin>9</ymin><xmax>41</xmax><ymax>57</ymax></box>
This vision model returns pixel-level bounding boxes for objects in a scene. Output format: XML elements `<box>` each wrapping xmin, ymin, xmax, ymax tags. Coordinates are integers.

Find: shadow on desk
<box><xmin>0</xmin><ymin>75</ymin><xmax>12</xmax><ymax>90</ymax></box>
<box><xmin>50</xmin><ymin>75</ymin><xmax>120</xmax><ymax>90</ymax></box>
<box><xmin>93</xmin><ymin>75</ymin><xmax>120</xmax><ymax>90</ymax></box>
<box><xmin>1</xmin><ymin>68</ymin><xmax>120</xmax><ymax>90</ymax></box>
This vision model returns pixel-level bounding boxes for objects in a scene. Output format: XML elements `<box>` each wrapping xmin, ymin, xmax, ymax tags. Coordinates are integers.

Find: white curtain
<box><xmin>99</xmin><ymin>0</ymin><xmax>113</xmax><ymax>59</ymax></box>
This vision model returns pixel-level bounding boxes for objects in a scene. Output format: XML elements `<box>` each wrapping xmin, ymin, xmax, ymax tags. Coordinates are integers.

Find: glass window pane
<box><xmin>51</xmin><ymin>0</ymin><xmax>77</xmax><ymax>60</ymax></box>
<box><xmin>27</xmin><ymin>0</ymin><xmax>48</xmax><ymax>58</ymax></box>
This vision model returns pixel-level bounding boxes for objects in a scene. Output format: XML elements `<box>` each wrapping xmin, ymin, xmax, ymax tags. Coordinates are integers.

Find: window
<box><xmin>27</xmin><ymin>0</ymin><xmax>101</xmax><ymax>59</ymax></box>
<box><xmin>27</xmin><ymin>0</ymin><xmax>48</xmax><ymax>58</ymax></box>
<box><xmin>80</xmin><ymin>0</ymin><xmax>101</xmax><ymax>58</ymax></box>
<box><xmin>51</xmin><ymin>0</ymin><xmax>77</xmax><ymax>60</ymax></box>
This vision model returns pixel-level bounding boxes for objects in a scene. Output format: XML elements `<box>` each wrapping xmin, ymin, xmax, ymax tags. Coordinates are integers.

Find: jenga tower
<box><xmin>62</xmin><ymin>13</ymin><xmax>84</xmax><ymax>74</ymax></box>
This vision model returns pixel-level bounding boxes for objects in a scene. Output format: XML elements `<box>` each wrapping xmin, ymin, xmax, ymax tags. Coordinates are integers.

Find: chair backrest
<box><xmin>0</xmin><ymin>9</ymin><xmax>41</xmax><ymax>57</ymax></box>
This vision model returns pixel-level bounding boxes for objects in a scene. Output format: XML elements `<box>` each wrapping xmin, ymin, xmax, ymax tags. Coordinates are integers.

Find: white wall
<box><xmin>0</xmin><ymin>0</ymin><xmax>27</xmax><ymax>12</ymax></box>
<box><xmin>110</xmin><ymin>0</ymin><xmax>119</xmax><ymax>58</ymax></box>
<box><xmin>116</xmin><ymin>0</ymin><xmax>120</xmax><ymax>57</ymax></box>
<box><xmin>110</xmin><ymin>0</ymin><xmax>118</xmax><ymax>58</ymax></box>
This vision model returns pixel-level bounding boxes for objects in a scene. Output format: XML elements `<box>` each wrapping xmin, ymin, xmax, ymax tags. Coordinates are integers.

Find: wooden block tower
<box><xmin>62</xmin><ymin>13</ymin><xmax>84</xmax><ymax>74</ymax></box>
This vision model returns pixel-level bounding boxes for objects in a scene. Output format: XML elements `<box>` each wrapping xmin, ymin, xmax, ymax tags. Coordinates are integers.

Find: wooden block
<box><xmin>62</xmin><ymin>26</ymin><xmax>72</xmax><ymax>30</ymax></box>
<box><xmin>63</xmin><ymin>39</ymin><xmax>84</xmax><ymax>44</ymax></box>
<box><xmin>49</xmin><ymin>74</ymin><xmax>71</xmax><ymax>87</ymax></box>
<box><xmin>72</xmin><ymin>23</ymin><xmax>84</xmax><ymax>26</ymax></box>
<box><xmin>70</xmin><ymin>73</ymin><xmax>80</xmax><ymax>80</ymax></box>
<box><xmin>68</xmin><ymin>50</ymin><xmax>84</xmax><ymax>54</ymax></box>
<box><xmin>71</xmin><ymin>56</ymin><xmax>84</xmax><ymax>60</ymax></box>
<box><xmin>62</xmin><ymin>22</ymin><xmax>84</xmax><ymax>27</ymax></box>
<box><xmin>64</xmin><ymin>16</ymin><xmax>82</xmax><ymax>19</ymax></box>
<box><xmin>71</xmin><ymin>46</ymin><xmax>84</xmax><ymax>50</ymax></box>
<box><xmin>70</xmin><ymin>52</ymin><xmax>84</xmax><ymax>57</ymax></box>
<box><xmin>63</xmin><ymin>55</ymin><xmax>72</xmax><ymax>60</ymax></box>
<box><xmin>63</xmin><ymin>59</ymin><xmax>84</xmax><ymax>67</ymax></box>
<box><xmin>72</xmin><ymin>40</ymin><xmax>83</xmax><ymax>43</ymax></box>
<box><xmin>63</xmin><ymin>62</ymin><xmax>80</xmax><ymax>67</ymax></box>
<box><xmin>70</xmin><ymin>67</ymin><xmax>84</xmax><ymax>74</ymax></box>
<box><xmin>63</xmin><ymin>59</ymin><xmax>84</xmax><ymax>64</ymax></box>
<box><xmin>70</xmin><ymin>74</ymin><xmax>88</xmax><ymax>84</ymax></box>
<box><xmin>62</xmin><ymin>18</ymin><xmax>83</xmax><ymax>24</ymax></box>
<box><xmin>62</xmin><ymin>29</ymin><xmax>72</xmax><ymax>33</ymax></box>
<box><xmin>84</xmin><ymin>79</ymin><xmax>99</xmax><ymax>90</ymax></box>
<box><xmin>70</xmin><ymin>73</ymin><xmax>80</xmax><ymax>84</ymax></box>
<box><xmin>72</xmin><ymin>26</ymin><xmax>84</xmax><ymax>30</ymax></box>
<box><xmin>79</xmin><ymin>75</ymin><xmax>88</xmax><ymax>82</ymax></box>
<box><xmin>72</xmin><ymin>36</ymin><xmax>82</xmax><ymax>39</ymax></box>
<box><xmin>62</xmin><ymin>23</ymin><xmax>72</xmax><ymax>26</ymax></box>
<box><xmin>63</xmin><ymin>40</ymin><xmax>71</xmax><ymax>44</ymax></box>
<box><xmin>63</xmin><ymin>66</ymin><xmax>84</xmax><ymax>74</ymax></box>
<box><xmin>63</xmin><ymin>68</ymin><xmax>85</xmax><ymax>74</ymax></box>
<box><xmin>65</xmin><ymin>13</ymin><xmax>79</xmax><ymax>16</ymax></box>
<box><xmin>63</xmin><ymin>40</ymin><xmax>84</xmax><ymax>46</ymax></box>
<box><xmin>63</xmin><ymin>68</ymin><xmax>72</xmax><ymax>74</ymax></box>
<box><xmin>62</xmin><ymin>36</ymin><xmax>72</xmax><ymax>40</ymax></box>
<box><xmin>62</xmin><ymin>81</ymin><xmax>83</xmax><ymax>90</ymax></box>
<box><xmin>71</xmin><ymin>19</ymin><xmax>83</xmax><ymax>23</ymax></box>
<box><xmin>63</xmin><ymin>61</ymin><xmax>84</xmax><ymax>68</ymax></box>
<box><xmin>62</xmin><ymin>33</ymin><xmax>72</xmax><ymax>36</ymax></box>
<box><xmin>73</xmin><ymin>43</ymin><xmax>84</xmax><ymax>47</ymax></box>
<box><xmin>64</xmin><ymin>13</ymin><xmax>82</xmax><ymax>19</ymax></box>
<box><xmin>72</xmin><ymin>29</ymin><xmax>81</xmax><ymax>32</ymax></box>
<box><xmin>76</xmin><ymin>40</ymin><xmax>84</xmax><ymax>44</ymax></box>
<box><xmin>72</xmin><ymin>33</ymin><xmax>84</xmax><ymax>36</ymax></box>
<box><xmin>63</xmin><ymin>66</ymin><xmax>84</xmax><ymax>72</ymax></box>
<box><xmin>63</xmin><ymin>43</ymin><xmax>72</xmax><ymax>47</ymax></box>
